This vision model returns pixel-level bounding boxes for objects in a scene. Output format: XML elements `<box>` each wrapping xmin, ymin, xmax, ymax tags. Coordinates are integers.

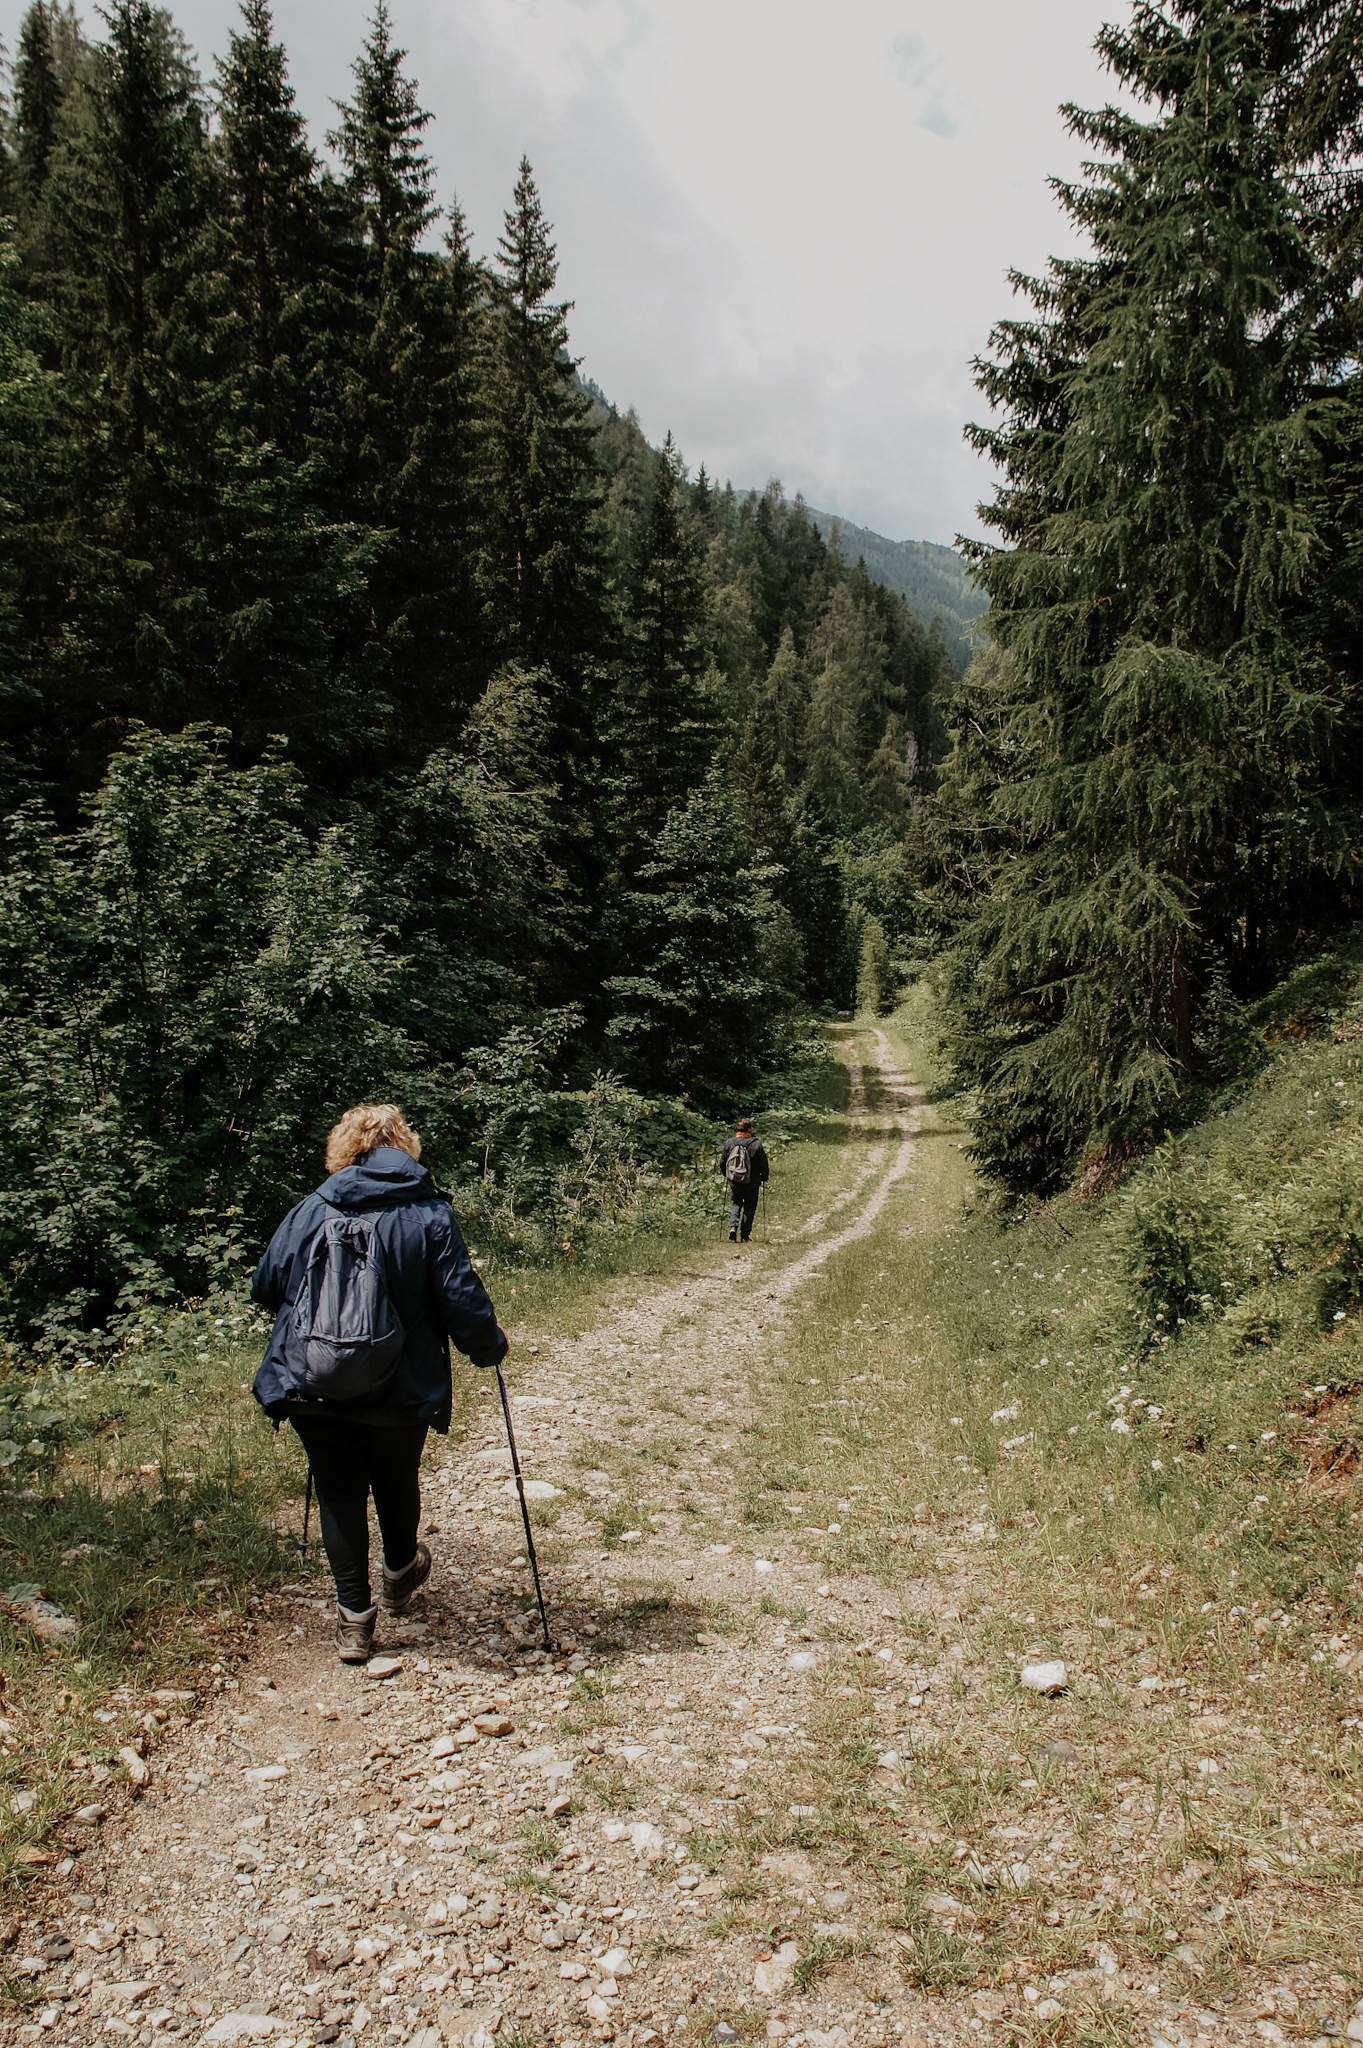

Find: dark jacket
<box><xmin>719</xmin><ymin>1133</ymin><xmax>769</xmax><ymax>1190</ymax></box>
<box><xmin>250</xmin><ymin>1147</ymin><xmax>506</xmax><ymax>1432</ymax></box>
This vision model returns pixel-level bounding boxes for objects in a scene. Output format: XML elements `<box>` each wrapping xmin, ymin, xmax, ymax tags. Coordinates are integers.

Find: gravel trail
<box><xmin>6</xmin><ymin>1033</ymin><xmax>939</xmax><ymax>2048</ymax></box>
<box><xmin>11</xmin><ymin>1030</ymin><xmax>1325</xmax><ymax>2048</ymax></box>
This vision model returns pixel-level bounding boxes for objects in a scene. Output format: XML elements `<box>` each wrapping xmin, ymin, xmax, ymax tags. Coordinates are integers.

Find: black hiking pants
<box><xmin>728</xmin><ymin>1189</ymin><xmax>760</xmax><ymax>1240</ymax></box>
<box><xmin>288</xmin><ymin>1414</ymin><xmax>428</xmax><ymax>1613</ymax></box>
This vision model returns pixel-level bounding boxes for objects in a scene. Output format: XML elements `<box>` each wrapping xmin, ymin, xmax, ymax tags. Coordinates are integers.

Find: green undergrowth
<box><xmin>0</xmin><ymin>1331</ymin><xmax>313</xmax><ymax>1910</ymax></box>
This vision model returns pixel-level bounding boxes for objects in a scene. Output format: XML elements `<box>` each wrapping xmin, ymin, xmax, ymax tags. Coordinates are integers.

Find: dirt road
<box><xmin>2</xmin><ymin>1030</ymin><xmax>1348</xmax><ymax>2048</ymax></box>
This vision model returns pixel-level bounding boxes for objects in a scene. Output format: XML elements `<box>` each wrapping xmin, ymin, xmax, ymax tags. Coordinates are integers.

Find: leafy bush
<box><xmin>0</xmin><ymin>726</ymin><xmax>428</xmax><ymax>1346</ymax></box>
<box><xmin>1116</xmin><ymin>1166</ymin><xmax>1237</xmax><ymax>1330</ymax></box>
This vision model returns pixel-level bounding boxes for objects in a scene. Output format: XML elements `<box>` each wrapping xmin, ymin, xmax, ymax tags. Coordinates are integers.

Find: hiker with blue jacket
<box><xmin>719</xmin><ymin>1117</ymin><xmax>769</xmax><ymax>1244</ymax></box>
<box><xmin>252</xmin><ymin>1104</ymin><xmax>508</xmax><ymax>1664</ymax></box>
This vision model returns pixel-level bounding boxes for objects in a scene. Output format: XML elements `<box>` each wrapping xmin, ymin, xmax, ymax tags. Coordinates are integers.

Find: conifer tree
<box><xmin>615</xmin><ymin>431</ymin><xmax>715</xmax><ymax>856</ymax></box>
<box><xmin>863</xmin><ymin>715</ymin><xmax>909</xmax><ymax>827</ymax></box>
<box><xmin>801</xmin><ymin>582</ymin><xmax>890</xmax><ymax>832</ymax></box>
<box><xmin>211</xmin><ymin>0</ymin><xmax>329</xmax><ymax>442</ymax></box>
<box><xmin>25</xmin><ymin>0</ymin><xmax>214</xmax><ymax>780</ymax></box>
<box><xmin>10</xmin><ymin>3</ymin><xmax>83</xmax><ymax>243</ymax></box>
<box><xmin>945</xmin><ymin>0</ymin><xmax>1336</xmax><ymax>1182</ymax></box>
<box><xmin>604</xmin><ymin>771</ymin><xmax>775</xmax><ymax>1097</ymax></box>
<box><xmin>327</xmin><ymin>4</ymin><xmax>480</xmax><ymax>740</ymax></box>
<box><xmin>476</xmin><ymin>156</ymin><xmax>603</xmax><ymax>673</ymax></box>
<box><xmin>14</xmin><ymin>4</ymin><xmax>61</xmax><ymax>205</ymax></box>
<box><xmin>856</xmin><ymin>915</ymin><xmax>893</xmax><ymax>1015</ymax></box>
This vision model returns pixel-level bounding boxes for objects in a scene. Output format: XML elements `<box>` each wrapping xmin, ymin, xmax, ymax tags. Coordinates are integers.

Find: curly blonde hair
<box><xmin>325</xmin><ymin>1104</ymin><xmax>422</xmax><ymax>1174</ymax></box>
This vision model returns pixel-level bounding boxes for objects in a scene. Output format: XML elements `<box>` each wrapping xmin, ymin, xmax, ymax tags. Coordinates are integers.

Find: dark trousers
<box><xmin>729</xmin><ymin>1190</ymin><xmax>760</xmax><ymax>1240</ymax></box>
<box><xmin>289</xmin><ymin>1415</ymin><xmax>428</xmax><ymax>1613</ymax></box>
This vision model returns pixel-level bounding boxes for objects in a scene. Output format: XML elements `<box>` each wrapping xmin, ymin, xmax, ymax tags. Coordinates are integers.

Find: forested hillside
<box><xmin>2</xmin><ymin>0</ymin><xmax>1361</xmax><ymax>1359</ymax></box>
<box><xmin>802</xmin><ymin>509</ymin><xmax>984</xmax><ymax>670</ymax></box>
<box><xmin>0</xmin><ymin>0</ymin><xmax>954</xmax><ymax>1351</ymax></box>
<box><xmin>927</xmin><ymin>0</ymin><xmax>1363</xmax><ymax>1197</ymax></box>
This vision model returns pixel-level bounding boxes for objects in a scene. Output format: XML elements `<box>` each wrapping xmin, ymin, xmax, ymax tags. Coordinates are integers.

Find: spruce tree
<box><xmin>946</xmin><ymin>0</ymin><xmax>1335</xmax><ymax>1182</ymax></box>
<box><xmin>211</xmin><ymin>0</ymin><xmax>328</xmax><ymax>443</ymax></box>
<box><xmin>14</xmin><ymin>4</ymin><xmax>62</xmax><ymax>205</ymax></box>
<box><xmin>326</xmin><ymin>3</ymin><xmax>481</xmax><ymax>744</ymax></box>
<box><xmin>856</xmin><ymin>915</ymin><xmax>892</xmax><ymax>1016</ymax></box>
<box><xmin>9</xmin><ymin>4</ymin><xmax>83</xmax><ymax>250</ymax></box>
<box><xmin>614</xmin><ymin>431</ymin><xmax>715</xmax><ymax>856</ymax></box>
<box><xmin>23</xmin><ymin>0</ymin><xmax>214</xmax><ymax>785</ymax></box>
<box><xmin>604</xmin><ymin>771</ymin><xmax>775</xmax><ymax>1098</ymax></box>
<box><xmin>476</xmin><ymin>155</ymin><xmax>603</xmax><ymax>674</ymax></box>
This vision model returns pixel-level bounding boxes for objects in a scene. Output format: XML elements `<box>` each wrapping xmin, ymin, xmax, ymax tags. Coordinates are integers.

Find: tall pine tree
<box><xmin>21</xmin><ymin>0</ymin><xmax>215</xmax><ymax>791</ymax></box>
<box><xmin>326</xmin><ymin>3</ymin><xmax>480</xmax><ymax>749</ymax></box>
<box><xmin>476</xmin><ymin>156</ymin><xmax>603</xmax><ymax>674</ymax></box>
<box><xmin>11</xmin><ymin>2</ymin><xmax>82</xmax><ymax>214</ymax></box>
<box><xmin>943</xmin><ymin>0</ymin><xmax>1338</xmax><ymax>1186</ymax></box>
<box><xmin>613</xmin><ymin>431</ymin><xmax>715</xmax><ymax>858</ymax></box>
<box><xmin>211</xmin><ymin>0</ymin><xmax>330</xmax><ymax>445</ymax></box>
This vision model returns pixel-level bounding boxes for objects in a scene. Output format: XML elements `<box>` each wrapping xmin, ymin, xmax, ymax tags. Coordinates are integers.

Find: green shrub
<box><xmin>1116</xmin><ymin>1165</ymin><xmax>1237</xmax><ymax>1331</ymax></box>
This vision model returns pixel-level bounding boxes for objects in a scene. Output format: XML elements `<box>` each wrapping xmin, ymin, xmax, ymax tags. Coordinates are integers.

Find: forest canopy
<box><xmin>0</xmin><ymin>0</ymin><xmax>956</xmax><ymax>1349</ymax></box>
<box><xmin>4</xmin><ymin>0</ymin><xmax>1357</xmax><ymax>1355</ymax></box>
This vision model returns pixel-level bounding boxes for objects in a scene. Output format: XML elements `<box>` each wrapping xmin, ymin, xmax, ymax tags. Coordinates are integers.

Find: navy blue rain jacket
<box><xmin>250</xmin><ymin>1148</ymin><xmax>506</xmax><ymax>1432</ymax></box>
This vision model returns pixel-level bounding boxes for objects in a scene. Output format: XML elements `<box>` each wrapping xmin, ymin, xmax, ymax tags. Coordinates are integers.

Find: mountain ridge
<box><xmin>803</xmin><ymin>505</ymin><xmax>985</xmax><ymax>668</ymax></box>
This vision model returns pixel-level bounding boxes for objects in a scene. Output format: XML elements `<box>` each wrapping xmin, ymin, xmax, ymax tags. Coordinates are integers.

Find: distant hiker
<box><xmin>251</xmin><ymin>1104</ymin><xmax>508</xmax><ymax>1664</ymax></box>
<box><xmin>720</xmin><ymin>1116</ymin><xmax>769</xmax><ymax>1243</ymax></box>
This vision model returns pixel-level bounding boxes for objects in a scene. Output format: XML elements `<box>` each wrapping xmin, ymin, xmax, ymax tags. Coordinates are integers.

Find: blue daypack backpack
<box><xmin>283</xmin><ymin>1205</ymin><xmax>405</xmax><ymax>1401</ymax></box>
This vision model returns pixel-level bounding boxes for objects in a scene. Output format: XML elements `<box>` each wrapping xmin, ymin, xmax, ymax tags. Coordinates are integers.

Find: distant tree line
<box><xmin>0</xmin><ymin>0</ymin><xmax>954</xmax><ymax>1344</ymax></box>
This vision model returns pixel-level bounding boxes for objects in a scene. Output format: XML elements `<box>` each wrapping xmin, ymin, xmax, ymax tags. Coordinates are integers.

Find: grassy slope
<box><xmin>738</xmin><ymin>967</ymin><xmax>1363</xmax><ymax>1990</ymax></box>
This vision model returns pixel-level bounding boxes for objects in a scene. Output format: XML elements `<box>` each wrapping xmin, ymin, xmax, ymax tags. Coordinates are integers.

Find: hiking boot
<box><xmin>728</xmin><ymin>1229</ymin><xmax>737</xmax><ymax>1242</ymax></box>
<box><xmin>381</xmin><ymin>1540</ymin><xmax>431</xmax><ymax>1613</ymax></box>
<box><xmin>336</xmin><ymin>1605</ymin><xmax>376</xmax><ymax>1663</ymax></box>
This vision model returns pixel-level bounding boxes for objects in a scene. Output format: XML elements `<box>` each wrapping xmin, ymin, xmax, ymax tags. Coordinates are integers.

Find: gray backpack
<box><xmin>725</xmin><ymin>1139</ymin><xmax>753</xmax><ymax>1186</ymax></box>
<box><xmin>283</xmin><ymin>1205</ymin><xmax>405</xmax><ymax>1401</ymax></box>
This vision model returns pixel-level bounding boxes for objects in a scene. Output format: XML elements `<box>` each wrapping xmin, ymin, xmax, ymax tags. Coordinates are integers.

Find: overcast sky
<box><xmin>72</xmin><ymin>0</ymin><xmax>1122</xmax><ymax>545</ymax></box>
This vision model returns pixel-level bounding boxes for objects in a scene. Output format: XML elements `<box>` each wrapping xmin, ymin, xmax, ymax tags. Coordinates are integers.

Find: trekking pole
<box><xmin>762</xmin><ymin>1182</ymin><xmax>768</xmax><ymax>1243</ymax></box>
<box><xmin>495</xmin><ymin>1360</ymin><xmax>554</xmax><ymax>1653</ymax></box>
<box><xmin>298</xmin><ymin>1468</ymin><xmax>314</xmax><ymax>1563</ymax></box>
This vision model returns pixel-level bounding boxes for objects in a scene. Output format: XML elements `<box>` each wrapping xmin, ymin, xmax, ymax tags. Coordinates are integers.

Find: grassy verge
<box><xmin>0</xmin><ymin>1327</ymin><xmax>308</xmax><ymax>1927</ymax></box>
<box><xmin>731</xmin><ymin>967</ymin><xmax>1363</xmax><ymax>1997</ymax></box>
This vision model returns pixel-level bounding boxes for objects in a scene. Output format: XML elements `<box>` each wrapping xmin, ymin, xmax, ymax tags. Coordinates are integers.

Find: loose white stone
<box><xmin>204</xmin><ymin>2016</ymin><xmax>287</xmax><ymax>2042</ymax></box>
<box><xmin>1019</xmin><ymin>1660</ymin><xmax>1067</xmax><ymax>1694</ymax></box>
<box><xmin>754</xmin><ymin>1939</ymin><xmax>799</xmax><ymax>1996</ymax></box>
